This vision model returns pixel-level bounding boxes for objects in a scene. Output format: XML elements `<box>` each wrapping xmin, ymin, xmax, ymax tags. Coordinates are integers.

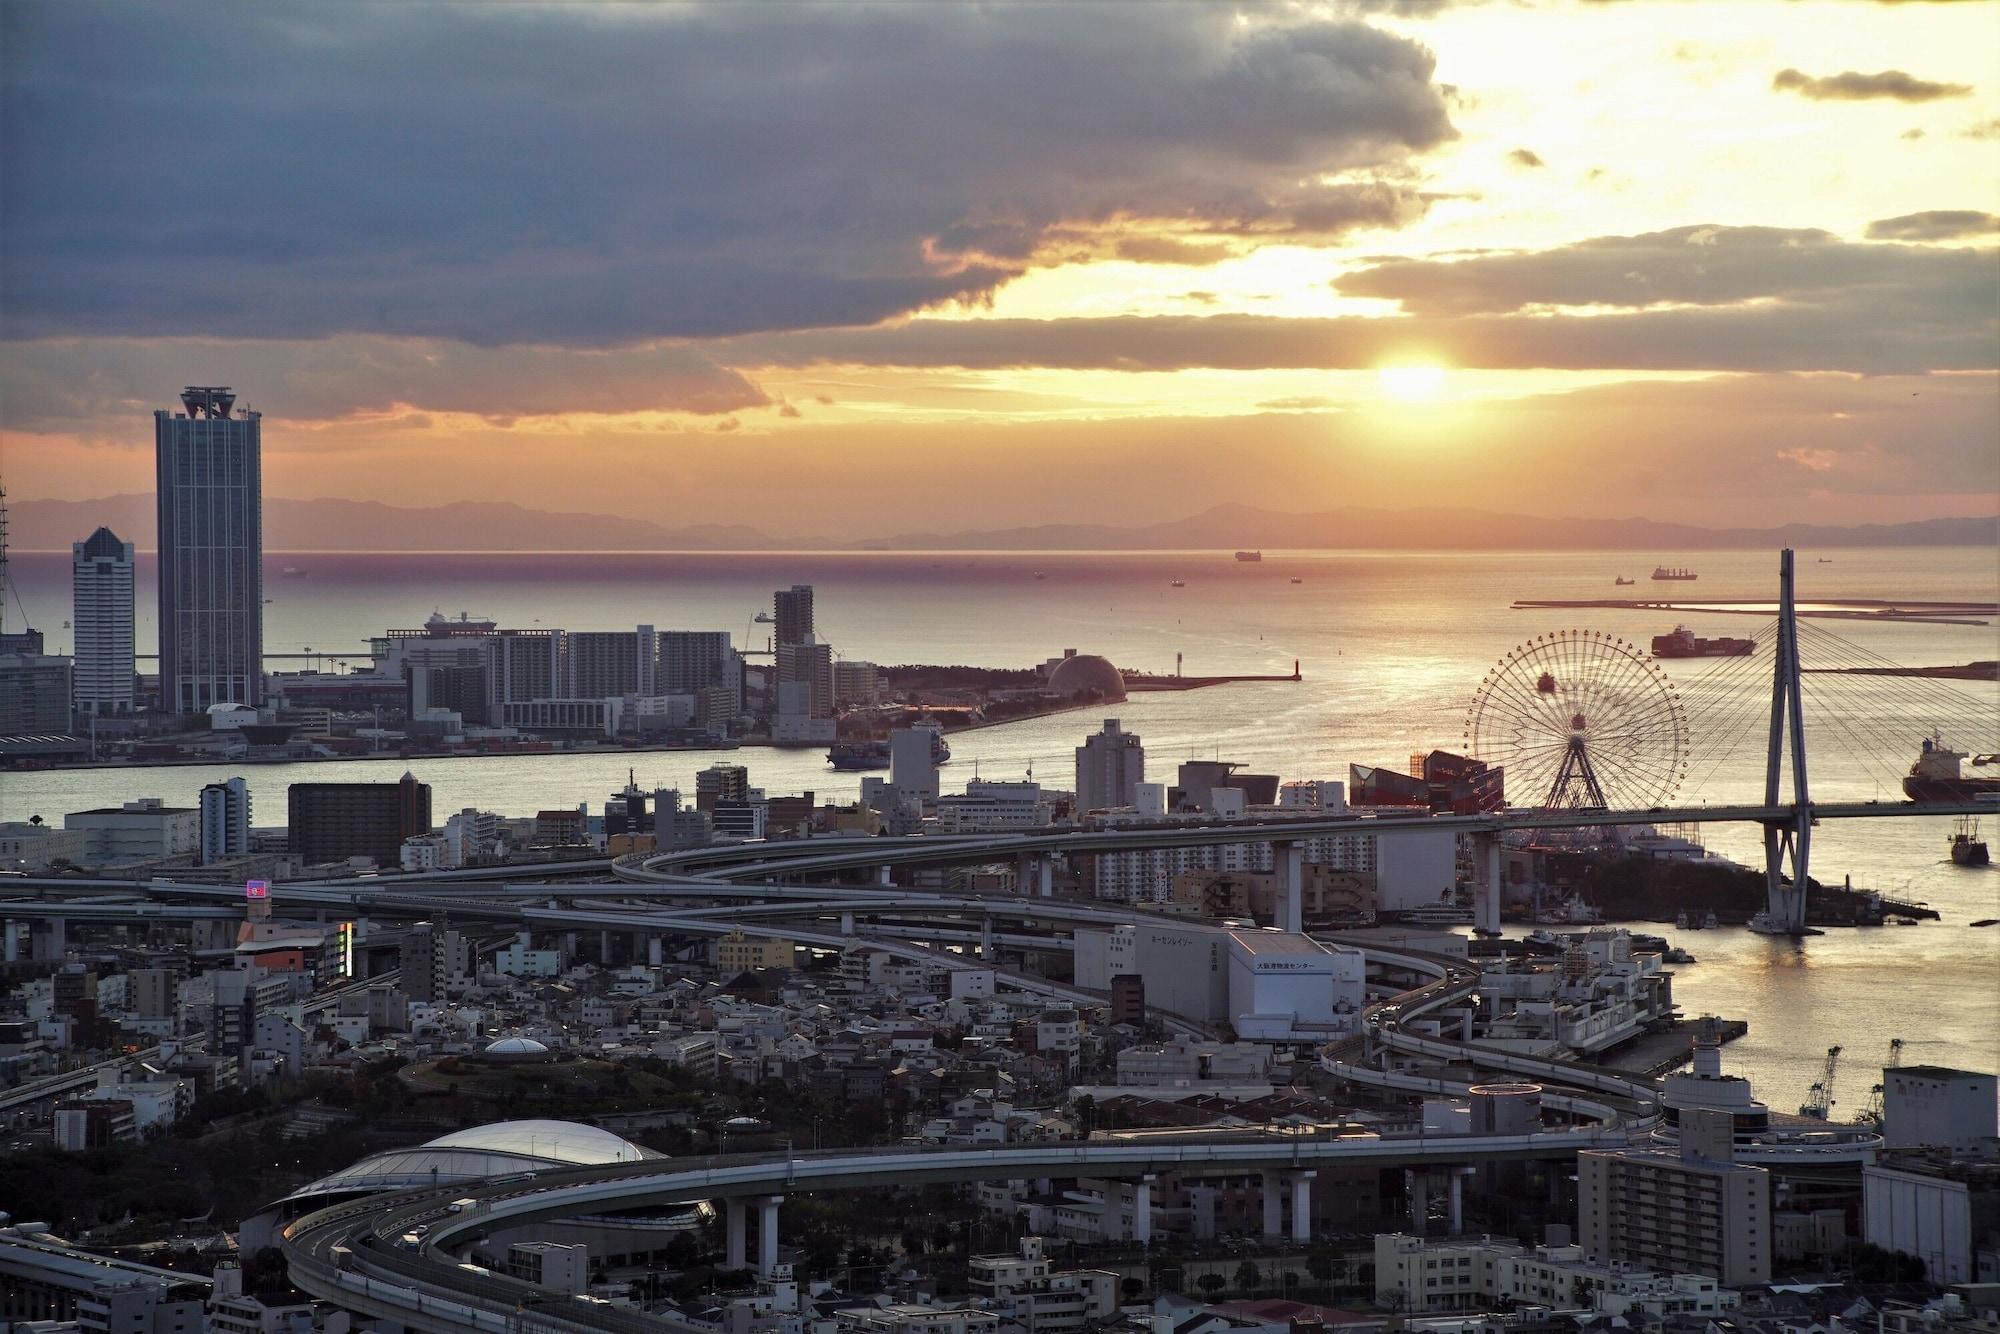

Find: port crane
<box><xmin>1858</xmin><ymin>1037</ymin><xmax>1904</xmax><ymax>1126</ymax></box>
<box><xmin>1799</xmin><ymin>1045</ymin><xmax>1842</xmax><ymax>1120</ymax></box>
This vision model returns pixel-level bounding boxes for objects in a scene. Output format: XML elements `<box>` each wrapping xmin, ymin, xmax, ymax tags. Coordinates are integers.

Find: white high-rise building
<box><xmin>156</xmin><ymin>387</ymin><xmax>263</xmax><ymax>713</ymax></box>
<box><xmin>198</xmin><ymin>776</ymin><xmax>251</xmax><ymax>864</ymax></box>
<box><xmin>71</xmin><ymin>527</ymin><xmax>135</xmax><ymax>717</ymax></box>
<box><xmin>1075</xmin><ymin>718</ymin><xmax>1144</xmax><ymax>814</ymax></box>
<box><xmin>889</xmin><ymin>726</ymin><xmax>941</xmax><ymax>804</ymax></box>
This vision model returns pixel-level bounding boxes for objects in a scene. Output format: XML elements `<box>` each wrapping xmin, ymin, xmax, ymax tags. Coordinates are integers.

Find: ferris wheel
<box><xmin>1465</xmin><ymin>629</ymin><xmax>1690</xmax><ymax>811</ymax></box>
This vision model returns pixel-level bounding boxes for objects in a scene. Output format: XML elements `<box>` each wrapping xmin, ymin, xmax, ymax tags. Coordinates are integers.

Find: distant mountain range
<box><xmin>10</xmin><ymin>493</ymin><xmax>1996</xmax><ymax>552</ymax></box>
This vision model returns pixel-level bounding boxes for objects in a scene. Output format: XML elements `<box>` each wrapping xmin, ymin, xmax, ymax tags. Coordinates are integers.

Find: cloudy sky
<box><xmin>4</xmin><ymin>0</ymin><xmax>1996</xmax><ymax>537</ymax></box>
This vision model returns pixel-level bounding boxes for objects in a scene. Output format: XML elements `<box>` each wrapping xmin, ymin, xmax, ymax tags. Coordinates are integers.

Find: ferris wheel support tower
<box><xmin>1764</xmin><ymin>548</ymin><xmax>1813</xmax><ymax>934</ymax></box>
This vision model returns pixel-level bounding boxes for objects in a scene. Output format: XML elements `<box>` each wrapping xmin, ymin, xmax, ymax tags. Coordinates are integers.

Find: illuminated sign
<box><xmin>244</xmin><ymin>879</ymin><xmax>269</xmax><ymax>900</ymax></box>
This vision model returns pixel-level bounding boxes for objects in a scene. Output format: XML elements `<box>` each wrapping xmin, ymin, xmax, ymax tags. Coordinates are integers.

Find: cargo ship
<box><xmin>827</xmin><ymin>728</ymin><xmax>951</xmax><ymax>772</ymax></box>
<box><xmin>1905</xmin><ymin>733</ymin><xmax>2000</xmax><ymax>803</ymax></box>
<box><xmin>1235</xmin><ymin>550</ymin><xmax>1262</xmax><ymax>562</ymax></box>
<box><xmin>1652</xmin><ymin>566</ymin><xmax>1698</xmax><ymax>581</ymax></box>
<box><xmin>1651</xmin><ymin>625</ymin><xmax>1755</xmax><ymax>658</ymax></box>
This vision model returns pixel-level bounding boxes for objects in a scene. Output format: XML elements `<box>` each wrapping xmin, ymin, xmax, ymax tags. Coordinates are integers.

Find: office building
<box><xmin>775</xmin><ymin>638</ymin><xmax>835</xmax><ymax>716</ymax></box>
<box><xmin>833</xmin><ymin>658</ymin><xmax>880</xmax><ymax>704</ymax></box>
<box><xmin>1883</xmin><ymin>1066</ymin><xmax>1998</xmax><ymax>1154</ymax></box>
<box><xmin>130</xmin><ymin>968</ymin><xmax>181</xmax><ymax>1021</ymax></box>
<box><xmin>890</xmin><ymin>726</ymin><xmax>942</xmax><ymax>803</ymax></box>
<box><xmin>774</xmin><ymin>584</ymin><xmax>814</xmax><ymax>646</ymax></box>
<box><xmin>63</xmin><ymin>798</ymin><xmax>200</xmax><ymax>865</ymax></box>
<box><xmin>658</xmin><ymin>629</ymin><xmax>741</xmax><ymax>695</ymax></box>
<box><xmin>287</xmin><ymin>772</ymin><xmax>432</xmax><ymax>867</ymax></box>
<box><xmin>199</xmin><ymin>776</ymin><xmax>252</xmax><ymax>864</ymax></box>
<box><xmin>0</xmin><ymin>652</ymin><xmax>73</xmax><ymax>734</ymax></box>
<box><xmin>156</xmin><ymin>386</ymin><xmax>262</xmax><ymax>712</ymax></box>
<box><xmin>695</xmin><ymin>763</ymin><xmax>751</xmax><ymax>812</ymax></box>
<box><xmin>1578</xmin><ymin>1107</ymin><xmax>1771</xmax><ymax>1285</ymax></box>
<box><xmin>71</xmin><ymin>527</ymin><xmax>135</xmax><ymax>716</ymax></box>
<box><xmin>401</xmin><ymin>921</ymin><xmax>471</xmax><ymax>1003</ymax></box>
<box><xmin>1075</xmin><ymin>718</ymin><xmax>1144</xmax><ymax>814</ymax></box>
<box><xmin>565</xmin><ymin>626</ymin><xmax>655</xmax><ymax>698</ymax></box>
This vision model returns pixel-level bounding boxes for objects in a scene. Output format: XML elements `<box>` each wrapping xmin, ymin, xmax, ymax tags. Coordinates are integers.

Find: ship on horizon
<box><xmin>1652</xmin><ymin>566</ymin><xmax>1698</xmax><ymax>581</ymax></box>
<box><xmin>1234</xmin><ymin>550</ymin><xmax>1262</xmax><ymax>562</ymax></box>
<box><xmin>1651</xmin><ymin>625</ymin><xmax>1754</xmax><ymax>658</ymax></box>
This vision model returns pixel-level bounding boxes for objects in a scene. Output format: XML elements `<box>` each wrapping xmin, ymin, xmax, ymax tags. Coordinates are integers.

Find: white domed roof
<box><xmin>275</xmin><ymin>1119</ymin><xmax>655</xmax><ymax>1208</ymax></box>
<box><xmin>1046</xmin><ymin>654</ymin><xmax>1125</xmax><ymax>701</ymax></box>
<box><xmin>483</xmin><ymin>1036</ymin><xmax>549</xmax><ymax>1056</ymax></box>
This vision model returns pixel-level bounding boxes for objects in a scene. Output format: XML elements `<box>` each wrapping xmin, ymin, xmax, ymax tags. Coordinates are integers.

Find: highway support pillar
<box><xmin>757</xmin><ymin>1195</ymin><xmax>783</xmax><ymax>1277</ymax></box>
<box><xmin>3</xmin><ymin>920</ymin><xmax>19</xmax><ymax>963</ymax></box>
<box><xmin>1274</xmin><ymin>842</ymin><xmax>1303</xmax><ymax>934</ymax></box>
<box><xmin>980</xmin><ymin>917</ymin><xmax>995</xmax><ymax>960</ymax></box>
<box><xmin>876</xmin><ymin>865</ymin><xmax>893</xmax><ymax>887</ymax></box>
<box><xmin>41</xmin><ymin>916</ymin><xmax>65</xmax><ymax>961</ymax></box>
<box><xmin>725</xmin><ymin>1198</ymin><xmax>747</xmax><ymax>1271</ymax></box>
<box><xmin>648</xmin><ymin>935</ymin><xmax>664</xmax><ymax>968</ymax></box>
<box><xmin>1448</xmin><ymin>1168</ymin><xmax>1467</xmax><ymax>1236</ymax></box>
<box><xmin>1476</xmin><ymin>833</ymin><xmax>1503</xmax><ymax>936</ymax></box>
<box><xmin>1133</xmin><ymin>1175</ymin><xmax>1154</xmax><ymax>1246</ymax></box>
<box><xmin>1261</xmin><ymin>1172</ymin><xmax>1284</xmax><ymax>1238</ymax></box>
<box><xmin>600</xmin><ymin>929</ymin><xmax>613</xmax><ymax>963</ymax></box>
<box><xmin>1018</xmin><ymin>853</ymin><xmax>1054</xmax><ymax>898</ymax></box>
<box><xmin>839</xmin><ymin>911</ymin><xmax>856</xmax><ymax>937</ymax></box>
<box><xmin>1406</xmin><ymin>1169</ymin><xmax>1429</xmax><ymax>1236</ymax></box>
<box><xmin>1288</xmin><ymin>1170</ymin><xmax>1316</xmax><ymax>1242</ymax></box>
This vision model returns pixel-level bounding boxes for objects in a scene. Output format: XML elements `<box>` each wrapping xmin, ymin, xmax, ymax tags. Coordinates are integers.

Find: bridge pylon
<box><xmin>1764</xmin><ymin>548</ymin><xmax>1813</xmax><ymax>932</ymax></box>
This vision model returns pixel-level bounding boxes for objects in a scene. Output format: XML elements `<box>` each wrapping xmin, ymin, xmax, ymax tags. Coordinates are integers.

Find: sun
<box><xmin>1377</xmin><ymin>363</ymin><xmax>1447</xmax><ymax>404</ymax></box>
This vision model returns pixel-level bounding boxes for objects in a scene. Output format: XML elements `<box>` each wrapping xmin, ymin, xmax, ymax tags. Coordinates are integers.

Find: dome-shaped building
<box><xmin>1046</xmin><ymin>653</ymin><xmax>1126</xmax><ymax>702</ymax></box>
<box><xmin>481</xmin><ymin>1035</ymin><xmax>551</xmax><ymax>1061</ymax></box>
<box><xmin>239</xmin><ymin>1119</ymin><xmax>673</xmax><ymax>1253</ymax></box>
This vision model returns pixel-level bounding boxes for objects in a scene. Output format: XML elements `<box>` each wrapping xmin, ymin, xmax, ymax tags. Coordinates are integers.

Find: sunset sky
<box><xmin>4</xmin><ymin>0</ymin><xmax>1997</xmax><ymax>539</ymax></box>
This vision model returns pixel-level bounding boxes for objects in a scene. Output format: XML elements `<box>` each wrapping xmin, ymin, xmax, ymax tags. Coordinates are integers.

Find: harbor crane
<box><xmin>1800</xmin><ymin>1045</ymin><xmax>1843</xmax><ymax>1120</ymax></box>
<box><xmin>1859</xmin><ymin>1037</ymin><xmax>1905</xmax><ymax>1126</ymax></box>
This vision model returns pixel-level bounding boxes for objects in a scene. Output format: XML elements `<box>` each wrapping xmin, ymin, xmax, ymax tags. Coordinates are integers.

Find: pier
<box><xmin>1125</xmin><ymin>660</ymin><xmax>1303</xmax><ymax>691</ymax></box>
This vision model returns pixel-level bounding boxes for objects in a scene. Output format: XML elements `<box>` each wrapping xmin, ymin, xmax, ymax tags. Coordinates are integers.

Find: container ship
<box><xmin>1904</xmin><ymin>734</ymin><xmax>2000</xmax><ymax>803</ymax></box>
<box><xmin>1651</xmin><ymin>566</ymin><xmax>1698</xmax><ymax>581</ymax></box>
<box><xmin>1651</xmin><ymin>625</ymin><xmax>1755</xmax><ymax>658</ymax></box>
<box><xmin>1235</xmin><ymin>550</ymin><xmax>1263</xmax><ymax>562</ymax></box>
<box><xmin>827</xmin><ymin>728</ymin><xmax>952</xmax><ymax>772</ymax></box>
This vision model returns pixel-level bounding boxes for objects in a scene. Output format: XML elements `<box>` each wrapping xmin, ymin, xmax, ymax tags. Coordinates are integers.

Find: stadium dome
<box><xmin>1045</xmin><ymin>653</ymin><xmax>1125</xmax><ymax>701</ymax></box>
<box><xmin>482</xmin><ymin>1035</ymin><xmax>550</xmax><ymax>1058</ymax></box>
<box><xmin>272</xmin><ymin>1119</ymin><xmax>656</xmax><ymax>1209</ymax></box>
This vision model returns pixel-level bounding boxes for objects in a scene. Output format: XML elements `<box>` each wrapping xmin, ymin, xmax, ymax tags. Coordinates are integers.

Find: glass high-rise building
<box><xmin>156</xmin><ymin>386</ymin><xmax>262</xmax><ymax>713</ymax></box>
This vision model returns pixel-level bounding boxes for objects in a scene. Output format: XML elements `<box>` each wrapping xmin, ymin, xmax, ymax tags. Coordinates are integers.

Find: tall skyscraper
<box><xmin>773</xmin><ymin>584</ymin><xmax>814</xmax><ymax>647</ymax></box>
<box><xmin>156</xmin><ymin>387</ymin><xmax>262</xmax><ymax>713</ymax></box>
<box><xmin>199</xmin><ymin>776</ymin><xmax>252</xmax><ymax>864</ymax></box>
<box><xmin>72</xmin><ymin>527</ymin><xmax>135</xmax><ymax>717</ymax></box>
<box><xmin>1076</xmin><ymin>718</ymin><xmax>1145</xmax><ymax>814</ymax></box>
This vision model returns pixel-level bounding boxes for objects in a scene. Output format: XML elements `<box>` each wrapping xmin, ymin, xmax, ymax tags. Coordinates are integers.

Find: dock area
<box><xmin>1604</xmin><ymin>1017</ymin><xmax>1750</xmax><ymax>1078</ymax></box>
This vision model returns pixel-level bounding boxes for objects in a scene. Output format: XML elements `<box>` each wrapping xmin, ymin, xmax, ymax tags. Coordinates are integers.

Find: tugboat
<box><xmin>1169</xmin><ymin>579</ymin><xmax>1186</xmax><ymax>588</ymax></box>
<box><xmin>1904</xmin><ymin>732</ymin><xmax>2000</xmax><ymax>803</ymax></box>
<box><xmin>1651</xmin><ymin>625</ymin><xmax>1755</xmax><ymax>658</ymax></box>
<box><xmin>1615</xmin><ymin>576</ymin><xmax>1635</xmax><ymax>586</ymax></box>
<box><xmin>1651</xmin><ymin>566</ymin><xmax>1698</xmax><ymax>581</ymax></box>
<box><xmin>1950</xmin><ymin>817</ymin><xmax>1991</xmax><ymax>866</ymax></box>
